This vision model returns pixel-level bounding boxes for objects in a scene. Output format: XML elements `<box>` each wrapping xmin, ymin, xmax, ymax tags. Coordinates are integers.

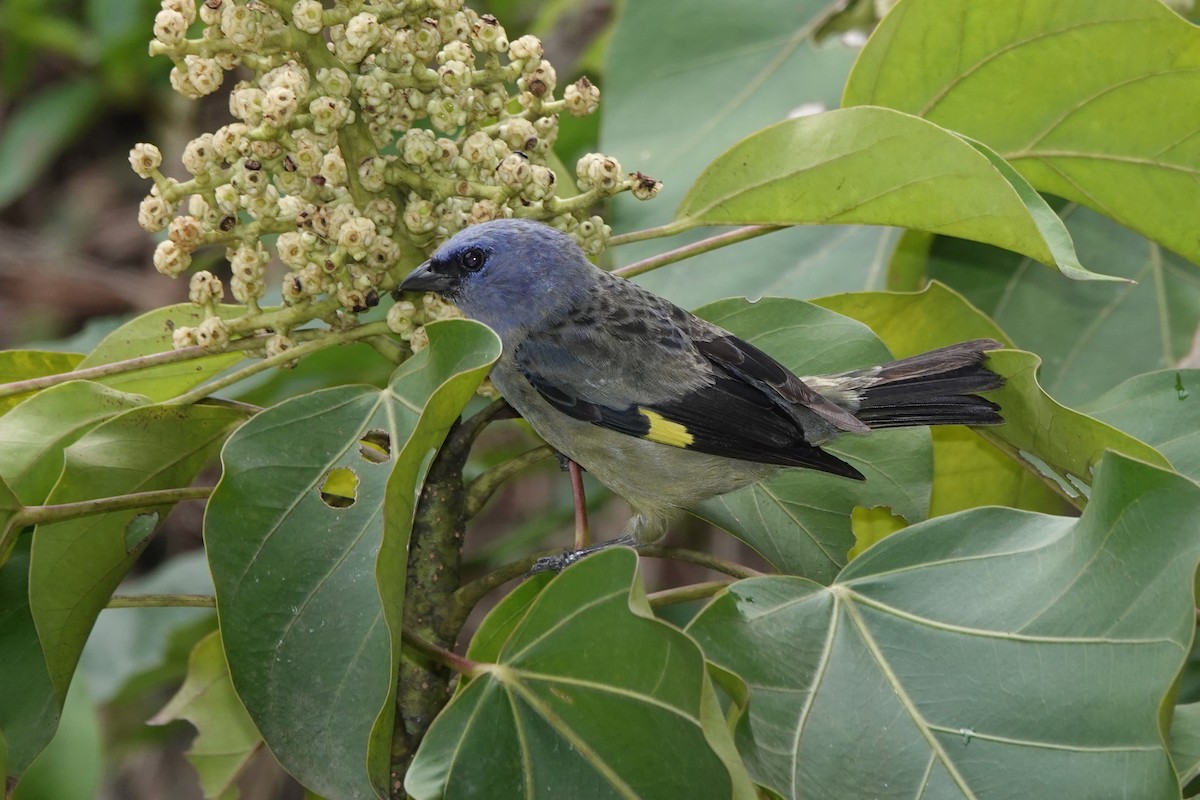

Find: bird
<box><xmin>398</xmin><ymin>218</ymin><xmax>1004</xmax><ymax>568</ymax></box>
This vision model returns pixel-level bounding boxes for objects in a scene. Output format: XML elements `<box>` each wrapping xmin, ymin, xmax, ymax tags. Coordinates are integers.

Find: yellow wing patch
<box><xmin>639</xmin><ymin>408</ymin><xmax>694</xmax><ymax>448</ymax></box>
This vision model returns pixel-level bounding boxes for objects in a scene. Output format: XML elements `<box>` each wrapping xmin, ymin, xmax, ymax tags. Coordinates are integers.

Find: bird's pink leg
<box><xmin>568</xmin><ymin>459</ymin><xmax>590</xmax><ymax>550</ymax></box>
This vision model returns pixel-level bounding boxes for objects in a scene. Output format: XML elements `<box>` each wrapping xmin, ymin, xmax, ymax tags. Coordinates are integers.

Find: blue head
<box><xmin>398</xmin><ymin>219</ymin><xmax>594</xmax><ymax>339</ymax></box>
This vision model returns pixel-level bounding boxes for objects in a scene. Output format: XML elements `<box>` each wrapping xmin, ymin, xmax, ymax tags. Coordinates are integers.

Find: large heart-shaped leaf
<box><xmin>30</xmin><ymin>402</ymin><xmax>247</xmax><ymax>699</ymax></box>
<box><xmin>1082</xmin><ymin>369</ymin><xmax>1200</xmax><ymax>482</ymax></box>
<box><xmin>602</xmin><ymin>0</ymin><xmax>893</xmax><ymax>308</ymax></box>
<box><xmin>205</xmin><ymin>319</ymin><xmax>499</xmax><ymax>800</ymax></box>
<box><xmin>688</xmin><ymin>452</ymin><xmax>1197</xmax><ymax>799</ymax></box>
<box><xmin>677</xmin><ymin>108</ymin><xmax>1093</xmax><ymax>279</ymax></box>
<box><xmin>406</xmin><ymin>549</ymin><xmax>755</xmax><ymax>800</ymax></box>
<box><xmin>844</xmin><ymin>0</ymin><xmax>1200</xmax><ymax>265</ymax></box>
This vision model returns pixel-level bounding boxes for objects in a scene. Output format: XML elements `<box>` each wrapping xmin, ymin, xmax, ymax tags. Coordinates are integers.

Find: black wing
<box><xmin>514</xmin><ymin>329</ymin><xmax>865</xmax><ymax>481</ymax></box>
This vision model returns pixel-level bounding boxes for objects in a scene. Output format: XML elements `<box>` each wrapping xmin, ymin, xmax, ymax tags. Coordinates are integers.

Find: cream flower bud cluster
<box><xmin>386</xmin><ymin>293</ymin><xmax>464</xmax><ymax>354</ymax></box>
<box><xmin>138</xmin><ymin>0</ymin><xmax>658</xmax><ymax>364</ymax></box>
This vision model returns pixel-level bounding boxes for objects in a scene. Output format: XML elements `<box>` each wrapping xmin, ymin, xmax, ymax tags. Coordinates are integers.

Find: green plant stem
<box><xmin>464</xmin><ymin>445</ymin><xmax>554</xmax><ymax>517</ymax></box>
<box><xmin>647</xmin><ymin>580</ymin><xmax>730</xmax><ymax>609</ymax></box>
<box><xmin>452</xmin><ymin>545</ymin><xmax>757</xmax><ymax>627</ymax></box>
<box><xmin>2</xmin><ymin>486</ymin><xmax>213</xmax><ymax>564</ymax></box>
<box><xmin>392</xmin><ymin>401</ymin><xmax>501</xmax><ymax>788</ymax></box>
<box><xmin>0</xmin><ymin>323</ymin><xmax>339</xmax><ymax>401</ymax></box>
<box><xmin>0</xmin><ymin>346</ymin><xmax>218</xmax><ymax>400</ymax></box>
<box><xmin>637</xmin><ymin>545</ymin><xmax>763</xmax><ymax>580</ymax></box>
<box><xmin>107</xmin><ymin>594</ymin><xmax>216</xmax><ymax>608</ymax></box>
<box><xmin>613</xmin><ymin>225</ymin><xmax>782</xmax><ymax>278</ymax></box>
<box><xmin>9</xmin><ymin>486</ymin><xmax>212</xmax><ymax>530</ymax></box>
<box><xmin>451</xmin><ymin>553</ymin><xmax>549</xmax><ymax>627</ymax></box>
<box><xmin>606</xmin><ymin>218</ymin><xmax>696</xmax><ymax>247</ymax></box>
<box><xmin>401</xmin><ymin>627</ymin><xmax>476</xmax><ymax>675</ymax></box>
<box><xmin>167</xmin><ymin>322</ymin><xmax>394</xmax><ymax>405</ymax></box>
<box><xmin>366</xmin><ymin>334</ymin><xmax>409</xmax><ymax>365</ymax></box>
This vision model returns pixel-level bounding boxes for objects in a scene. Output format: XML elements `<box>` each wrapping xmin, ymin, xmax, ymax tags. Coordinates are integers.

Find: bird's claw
<box><xmin>526</xmin><ymin>535</ymin><xmax>639</xmax><ymax>577</ymax></box>
<box><xmin>527</xmin><ymin>549</ymin><xmax>586</xmax><ymax>576</ymax></box>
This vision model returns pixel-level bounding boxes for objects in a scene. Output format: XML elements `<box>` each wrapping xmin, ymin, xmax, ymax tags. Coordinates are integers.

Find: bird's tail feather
<box><xmin>834</xmin><ymin>339</ymin><xmax>1005</xmax><ymax>429</ymax></box>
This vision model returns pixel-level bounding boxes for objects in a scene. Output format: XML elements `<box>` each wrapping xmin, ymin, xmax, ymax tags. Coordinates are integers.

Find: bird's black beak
<box><xmin>398</xmin><ymin>260</ymin><xmax>451</xmax><ymax>294</ymax></box>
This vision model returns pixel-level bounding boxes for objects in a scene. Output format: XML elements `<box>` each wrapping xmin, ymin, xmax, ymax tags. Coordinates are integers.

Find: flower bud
<box><xmin>129</xmin><ymin>143</ymin><xmax>162</xmax><ymax>178</ymax></box>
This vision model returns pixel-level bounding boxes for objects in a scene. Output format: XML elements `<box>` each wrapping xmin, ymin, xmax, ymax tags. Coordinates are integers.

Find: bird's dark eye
<box><xmin>461</xmin><ymin>247</ymin><xmax>486</xmax><ymax>271</ymax></box>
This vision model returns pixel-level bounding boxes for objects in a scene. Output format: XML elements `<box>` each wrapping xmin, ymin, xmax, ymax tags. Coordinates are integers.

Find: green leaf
<box><xmin>75</xmin><ymin>304</ymin><xmax>246</xmax><ymax>401</ymax></box>
<box><xmin>688</xmin><ymin>453</ymin><xmax>1198</xmax><ymax>799</ymax></box>
<box><xmin>29</xmin><ymin>403</ymin><xmax>246</xmax><ymax>700</ymax></box>
<box><xmin>815</xmin><ymin>284</ymin><xmax>1171</xmax><ymax>506</ymax></box>
<box><xmin>677</xmin><ymin>108</ymin><xmax>1096</xmax><ymax>279</ymax></box>
<box><xmin>924</xmin><ymin>203</ymin><xmax>1200</xmax><ymax>407</ymax></box>
<box><xmin>602</xmin><ymin>0</ymin><xmax>890</xmax><ymax>308</ymax></box>
<box><xmin>206</xmin><ymin>319</ymin><xmax>499</xmax><ymax>800</ymax></box>
<box><xmin>150</xmin><ymin>631</ymin><xmax>262</xmax><ymax>800</ymax></box>
<box><xmin>0</xmin><ymin>350</ymin><xmax>84</xmax><ymax>415</ymax></box>
<box><xmin>1171</xmin><ymin>703</ymin><xmax>1200</xmax><ymax>789</ymax></box>
<box><xmin>406</xmin><ymin>549</ymin><xmax>755</xmax><ymax>800</ymax></box>
<box><xmin>10</xmin><ymin>677</ymin><xmax>102</xmax><ymax>800</ymax></box>
<box><xmin>0</xmin><ymin>80</ymin><xmax>102</xmax><ymax>208</ymax></box>
<box><xmin>0</xmin><ymin>475</ymin><xmax>20</xmax><ymax>565</ymax></box>
<box><xmin>0</xmin><ymin>381</ymin><xmax>148</xmax><ymax>505</ymax></box>
<box><xmin>693</xmin><ymin>297</ymin><xmax>932</xmax><ymax>581</ymax></box>
<box><xmin>1082</xmin><ymin>370</ymin><xmax>1200</xmax><ymax>482</ymax></box>
<box><xmin>844</xmin><ymin>0</ymin><xmax>1200</xmax><ymax>265</ymax></box>
<box><xmin>462</xmin><ymin>572</ymin><xmax>553</xmax><ymax>667</ymax></box>
<box><xmin>0</xmin><ymin>537</ymin><xmax>57</xmax><ymax>778</ymax></box>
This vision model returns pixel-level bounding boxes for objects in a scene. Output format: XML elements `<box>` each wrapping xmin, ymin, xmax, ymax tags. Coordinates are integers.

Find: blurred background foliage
<box><xmin>4</xmin><ymin>0</ymin><xmax>1200</xmax><ymax>797</ymax></box>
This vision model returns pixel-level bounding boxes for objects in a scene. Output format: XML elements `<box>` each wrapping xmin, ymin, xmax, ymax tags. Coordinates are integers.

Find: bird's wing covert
<box><xmin>513</xmin><ymin>331</ymin><xmax>864</xmax><ymax>478</ymax></box>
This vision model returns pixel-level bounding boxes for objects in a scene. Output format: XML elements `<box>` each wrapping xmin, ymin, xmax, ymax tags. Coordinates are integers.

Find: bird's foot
<box><xmin>527</xmin><ymin>534</ymin><xmax>637</xmax><ymax>576</ymax></box>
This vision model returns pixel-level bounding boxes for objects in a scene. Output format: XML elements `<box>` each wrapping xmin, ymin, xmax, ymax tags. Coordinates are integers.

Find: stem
<box><xmin>393</xmin><ymin>401</ymin><xmax>502</xmax><ymax>785</ymax></box>
<box><xmin>9</xmin><ymin>486</ymin><xmax>213</xmax><ymax>529</ymax></box>
<box><xmin>0</xmin><ymin>322</ymin><xmax>341</xmax><ymax>402</ymax></box>
<box><xmin>107</xmin><ymin>594</ymin><xmax>215</xmax><ymax>608</ymax></box>
<box><xmin>606</xmin><ymin>218</ymin><xmax>696</xmax><ymax>248</ymax></box>
<box><xmin>3</xmin><ymin>486</ymin><xmax>213</xmax><ymax>565</ymax></box>
<box><xmin>637</xmin><ymin>545</ymin><xmax>762</xmax><ymax>580</ymax></box>
<box><xmin>451</xmin><ymin>552</ymin><xmax>550</xmax><ymax>624</ymax></box>
<box><xmin>0</xmin><ymin>346</ymin><xmax>224</xmax><ymax>400</ymax></box>
<box><xmin>401</xmin><ymin>627</ymin><xmax>476</xmax><ymax>675</ymax></box>
<box><xmin>167</xmin><ymin>322</ymin><xmax>394</xmax><ymax>405</ymax></box>
<box><xmin>613</xmin><ymin>225</ymin><xmax>782</xmax><ymax>279</ymax></box>
<box><xmin>366</xmin><ymin>334</ymin><xmax>409</xmax><ymax>365</ymax></box>
<box><xmin>464</xmin><ymin>445</ymin><xmax>553</xmax><ymax>517</ymax></box>
<box><xmin>647</xmin><ymin>580</ymin><xmax>730</xmax><ymax>609</ymax></box>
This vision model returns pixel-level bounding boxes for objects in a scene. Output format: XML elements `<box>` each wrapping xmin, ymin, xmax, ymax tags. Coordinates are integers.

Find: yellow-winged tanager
<box><xmin>399</xmin><ymin>219</ymin><xmax>1002</xmax><ymax>565</ymax></box>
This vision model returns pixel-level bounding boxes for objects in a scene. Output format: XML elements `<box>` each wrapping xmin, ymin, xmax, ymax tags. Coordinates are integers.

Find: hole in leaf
<box><xmin>125</xmin><ymin>512</ymin><xmax>160</xmax><ymax>551</ymax></box>
<box><xmin>1018</xmin><ymin>450</ymin><xmax>1085</xmax><ymax>498</ymax></box>
<box><xmin>358</xmin><ymin>429</ymin><xmax>391</xmax><ymax>464</ymax></box>
<box><xmin>319</xmin><ymin>467</ymin><xmax>359</xmax><ymax>508</ymax></box>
